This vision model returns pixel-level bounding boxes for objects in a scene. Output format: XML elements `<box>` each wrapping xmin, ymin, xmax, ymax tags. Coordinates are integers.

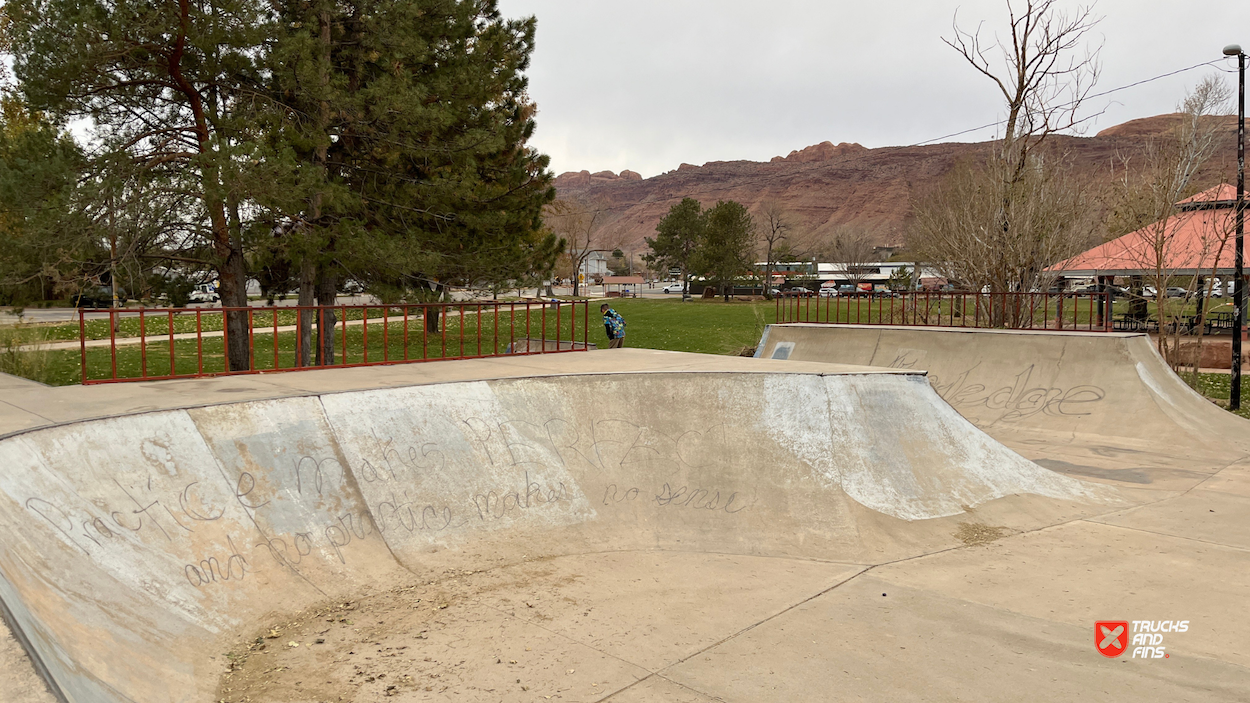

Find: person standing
<box><xmin>601</xmin><ymin>303</ymin><xmax>626</xmax><ymax>348</ymax></box>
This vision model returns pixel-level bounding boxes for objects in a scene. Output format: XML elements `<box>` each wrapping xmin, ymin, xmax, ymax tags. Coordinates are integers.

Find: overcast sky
<box><xmin>496</xmin><ymin>0</ymin><xmax>1250</xmax><ymax>178</ymax></box>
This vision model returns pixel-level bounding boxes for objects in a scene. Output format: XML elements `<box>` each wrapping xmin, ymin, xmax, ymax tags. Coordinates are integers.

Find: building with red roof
<box><xmin>1053</xmin><ymin>184</ymin><xmax>1247</xmax><ymax>276</ymax></box>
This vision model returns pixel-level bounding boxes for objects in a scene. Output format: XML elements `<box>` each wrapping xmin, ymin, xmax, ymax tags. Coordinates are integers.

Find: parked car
<box><xmin>1071</xmin><ymin>284</ymin><xmax>1126</xmax><ymax>297</ymax></box>
<box><xmin>189</xmin><ymin>290</ymin><xmax>219</xmax><ymax>303</ymax></box>
<box><xmin>818</xmin><ymin>287</ymin><xmax>838</xmax><ymax>298</ymax></box>
<box><xmin>662</xmin><ymin>282</ymin><xmax>685</xmax><ymax>293</ymax></box>
<box><xmin>1200</xmin><ymin>280</ymin><xmax>1231</xmax><ymax>298</ymax></box>
<box><xmin>779</xmin><ymin>288</ymin><xmax>817</xmax><ymax>297</ymax></box>
<box><xmin>1166</xmin><ymin>286</ymin><xmax>1190</xmax><ymax>298</ymax></box>
<box><xmin>73</xmin><ymin>286</ymin><xmax>123</xmax><ymax>309</ymax></box>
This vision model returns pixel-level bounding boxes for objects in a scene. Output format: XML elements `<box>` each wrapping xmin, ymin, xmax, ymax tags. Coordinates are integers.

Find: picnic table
<box><xmin>1114</xmin><ymin>311</ymin><xmax>1236</xmax><ymax>335</ymax></box>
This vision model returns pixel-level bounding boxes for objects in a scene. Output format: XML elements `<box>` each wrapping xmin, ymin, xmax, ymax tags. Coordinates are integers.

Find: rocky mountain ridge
<box><xmin>552</xmin><ymin>114</ymin><xmax>1242</xmax><ymax>255</ymax></box>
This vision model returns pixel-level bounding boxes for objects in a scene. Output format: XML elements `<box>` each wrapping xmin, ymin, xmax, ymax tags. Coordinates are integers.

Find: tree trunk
<box><xmin>315</xmin><ymin>270</ymin><xmax>337</xmax><ymax>365</ymax></box>
<box><xmin>302</xmin><ymin>6</ymin><xmax>333</xmax><ymax>368</ymax></box>
<box><xmin>218</xmin><ymin>235</ymin><xmax>251</xmax><ymax>371</ymax></box>
<box><xmin>425</xmin><ymin>282</ymin><xmax>444</xmax><ymax>333</ymax></box>
<box><xmin>297</xmin><ymin>257</ymin><xmax>316</xmax><ymax>366</ymax></box>
<box><xmin>167</xmin><ymin>0</ymin><xmax>251</xmax><ymax>370</ymax></box>
<box><xmin>222</xmin><ymin>192</ymin><xmax>253</xmax><ymax>370</ymax></box>
<box><xmin>762</xmin><ymin>243</ymin><xmax>773</xmax><ymax>300</ymax></box>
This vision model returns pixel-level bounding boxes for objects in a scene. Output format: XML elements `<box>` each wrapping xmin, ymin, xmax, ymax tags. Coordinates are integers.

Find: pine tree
<box><xmin>0</xmin><ymin>95</ymin><xmax>87</xmax><ymax>304</ymax></box>
<box><xmin>264</xmin><ymin>0</ymin><xmax>558</xmax><ymax>338</ymax></box>
<box><xmin>7</xmin><ymin>0</ymin><xmax>274</xmax><ymax>368</ymax></box>
<box><xmin>695</xmin><ymin>201</ymin><xmax>755</xmax><ymax>302</ymax></box>
<box><xmin>645</xmin><ymin>197</ymin><xmax>705</xmax><ymax>298</ymax></box>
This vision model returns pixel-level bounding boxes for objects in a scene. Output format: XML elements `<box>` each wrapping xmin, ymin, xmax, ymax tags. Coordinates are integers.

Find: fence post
<box><xmin>169</xmin><ymin>310</ymin><xmax>177</xmax><ymax>377</ymax></box>
<box><xmin>139</xmin><ymin>309</ymin><xmax>147</xmax><ymax>379</ymax></box>
<box><xmin>196</xmin><ymin>310</ymin><xmax>203</xmax><ymax>375</ymax></box>
<box><xmin>78</xmin><ymin>309</ymin><xmax>87</xmax><ymax>385</ymax></box>
<box><xmin>221</xmin><ymin>308</ymin><xmax>229</xmax><ymax>373</ymax></box>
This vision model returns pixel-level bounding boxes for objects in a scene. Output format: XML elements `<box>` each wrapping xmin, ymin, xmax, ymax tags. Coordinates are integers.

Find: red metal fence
<box><xmin>78</xmin><ymin>300</ymin><xmax>590</xmax><ymax>385</ymax></box>
<box><xmin>775</xmin><ymin>291</ymin><xmax>1114</xmax><ymax>332</ymax></box>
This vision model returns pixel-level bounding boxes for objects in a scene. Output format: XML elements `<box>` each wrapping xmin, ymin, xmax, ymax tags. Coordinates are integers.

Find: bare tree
<box><xmin>757</xmin><ymin>200</ymin><xmax>791</xmax><ymax>298</ymax></box>
<box><xmin>945</xmin><ymin>0</ymin><xmax>1102</xmax><ymax>163</ymax></box>
<box><xmin>1108</xmin><ymin>76</ymin><xmax>1233</xmax><ymax>370</ymax></box>
<box><xmin>910</xmin><ymin>0</ymin><xmax>1104</xmax><ymax>320</ymax></box>
<box><xmin>546</xmin><ymin>198</ymin><xmax>605</xmax><ymax>297</ymax></box>
<box><xmin>826</xmin><ymin>226</ymin><xmax>877</xmax><ymax>292</ymax></box>
<box><xmin>910</xmin><ymin>154</ymin><xmax>1098</xmax><ymax>295</ymax></box>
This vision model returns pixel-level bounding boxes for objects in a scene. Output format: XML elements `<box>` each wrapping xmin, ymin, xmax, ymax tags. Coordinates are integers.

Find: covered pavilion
<box><xmin>1054</xmin><ymin>183</ymin><xmax>1248</xmax><ymax>278</ymax></box>
<box><xmin>1052</xmin><ymin>183</ymin><xmax>1247</xmax><ymax>336</ymax></box>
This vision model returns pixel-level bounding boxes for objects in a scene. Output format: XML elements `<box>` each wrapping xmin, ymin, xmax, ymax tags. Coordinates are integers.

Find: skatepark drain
<box><xmin>954</xmin><ymin>522</ymin><xmax>1008</xmax><ymax>545</ymax></box>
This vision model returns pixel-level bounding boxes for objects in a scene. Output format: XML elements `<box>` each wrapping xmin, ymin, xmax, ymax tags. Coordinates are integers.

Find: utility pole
<box><xmin>1225</xmin><ymin>44</ymin><xmax>1245</xmax><ymax>410</ymax></box>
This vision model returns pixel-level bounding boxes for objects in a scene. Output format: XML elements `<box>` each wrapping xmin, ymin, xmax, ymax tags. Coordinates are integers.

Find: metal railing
<box><xmin>776</xmin><ymin>291</ymin><xmax>1114</xmax><ymax>332</ymax></box>
<box><xmin>78</xmin><ymin>300</ymin><xmax>590</xmax><ymax>385</ymax></box>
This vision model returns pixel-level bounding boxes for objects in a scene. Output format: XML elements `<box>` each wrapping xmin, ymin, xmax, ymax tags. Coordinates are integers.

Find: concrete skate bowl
<box><xmin>757</xmin><ymin>324</ymin><xmax>1250</xmax><ymax>491</ymax></box>
<box><xmin>0</xmin><ymin>365</ymin><xmax>1120</xmax><ymax>703</ymax></box>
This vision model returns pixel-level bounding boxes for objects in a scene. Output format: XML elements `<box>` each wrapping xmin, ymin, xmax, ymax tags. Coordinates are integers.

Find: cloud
<box><xmin>499</xmin><ymin>0</ymin><xmax>1248</xmax><ymax>177</ymax></box>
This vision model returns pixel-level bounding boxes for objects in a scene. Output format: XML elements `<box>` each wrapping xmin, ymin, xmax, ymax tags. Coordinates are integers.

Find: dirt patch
<box><xmin>214</xmin><ymin>551</ymin><xmax>855</xmax><ymax>703</ymax></box>
<box><xmin>954</xmin><ymin>522</ymin><xmax>1008</xmax><ymax>546</ymax></box>
<box><xmin>216</xmin><ymin>565</ymin><xmax>565</xmax><ymax>702</ymax></box>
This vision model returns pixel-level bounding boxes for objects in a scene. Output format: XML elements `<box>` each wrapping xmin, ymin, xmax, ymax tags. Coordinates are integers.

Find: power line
<box><xmin>572</xmin><ymin>58</ymin><xmax>1227</xmax><ymax>216</ymax></box>
<box><xmin>913</xmin><ymin>59</ymin><xmax>1224</xmax><ymax>146</ymax></box>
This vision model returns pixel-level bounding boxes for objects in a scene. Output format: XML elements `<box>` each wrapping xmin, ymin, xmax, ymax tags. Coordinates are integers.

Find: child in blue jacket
<box><xmin>601</xmin><ymin>304</ymin><xmax>626</xmax><ymax>348</ymax></box>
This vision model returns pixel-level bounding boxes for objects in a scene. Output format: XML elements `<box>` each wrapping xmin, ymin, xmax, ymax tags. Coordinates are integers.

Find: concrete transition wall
<box><xmin>756</xmin><ymin>324</ymin><xmax>1250</xmax><ymax>488</ymax></box>
<box><xmin>0</xmin><ymin>369</ymin><xmax>1115</xmax><ymax>703</ymax></box>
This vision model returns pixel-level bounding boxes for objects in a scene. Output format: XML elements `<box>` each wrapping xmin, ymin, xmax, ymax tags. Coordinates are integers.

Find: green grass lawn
<box><xmin>3</xmin><ymin>295</ymin><xmax>1248</xmax><ymax>426</ymax></box>
<box><xmin>592</xmin><ymin>298</ymin><xmax>773</xmax><ymax>355</ymax></box>
<box><xmin>1190</xmin><ymin>372</ymin><xmax>1250</xmax><ymax>420</ymax></box>
<box><xmin>0</xmin><ymin>298</ymin><xmax>773</xmax><ymax>385</ymax></box>
<box><xmin>21</xmin><ymin>305</ymin><xmax>583</xmax><ymax>385</ymax></box>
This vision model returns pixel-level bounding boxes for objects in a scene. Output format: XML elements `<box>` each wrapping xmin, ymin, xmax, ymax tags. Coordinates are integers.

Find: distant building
<box><xmin>768</xmin><ymin>261</ymin><xmax>819</xmax><ymax>275</ymax></box>
<box><xmin>756</xmin><ymin>261</ymin><xmax>940</xmax><ymax>288</ymax></box>
<box><xmin>579</xmin><ymin>251</ymin><xmax>609</xmax><ymax>278</ymax></box>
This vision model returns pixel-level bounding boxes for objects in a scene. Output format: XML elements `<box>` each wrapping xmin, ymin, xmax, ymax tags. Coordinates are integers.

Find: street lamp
<box><xmin>1225</xmin><ymin>44</ymin><xmax>1245</xmax><ymax>410</ymax></box>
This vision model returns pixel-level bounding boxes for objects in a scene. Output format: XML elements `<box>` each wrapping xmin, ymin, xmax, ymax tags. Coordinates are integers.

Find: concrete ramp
<box><xmin>757</xmin><ymin>324</ymin><xmax>1250</xmax><ymax>489</ymax></box>
<box><xmin>0</xmin><ymin>352</ymin><xmax>1117</xmax><ymax>703</ymax></box>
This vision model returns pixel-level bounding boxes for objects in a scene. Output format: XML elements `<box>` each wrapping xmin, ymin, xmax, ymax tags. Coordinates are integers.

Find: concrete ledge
<box><xmin>0</xmin><ymin>349</ymin><xmax>914</xmax><ymax>440</ymax></box>
<box><xmin>773</xmin><ymin>322</ymin><xmax>1143</xmax><ymax>339</ymax></box>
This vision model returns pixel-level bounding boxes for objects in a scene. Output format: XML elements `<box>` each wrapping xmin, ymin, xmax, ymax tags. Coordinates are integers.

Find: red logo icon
<box><xmin>1096</xmin><ymin>621</ymin><xmax>1129</xmax><ymax>657</ymax></box>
